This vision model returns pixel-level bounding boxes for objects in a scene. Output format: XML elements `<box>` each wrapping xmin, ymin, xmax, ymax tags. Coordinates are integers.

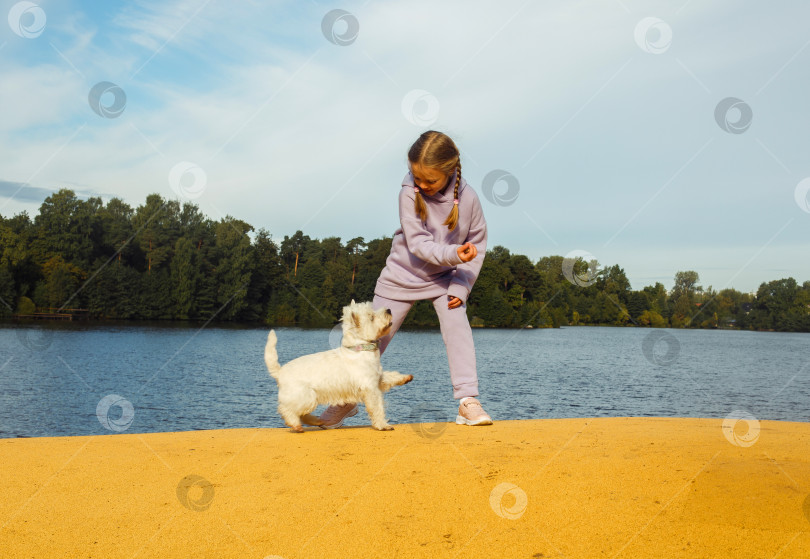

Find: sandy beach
<box><xmin>1</xmin><ymin>417</ymin><xmax>809</xmax><ymax>558</ymax></box>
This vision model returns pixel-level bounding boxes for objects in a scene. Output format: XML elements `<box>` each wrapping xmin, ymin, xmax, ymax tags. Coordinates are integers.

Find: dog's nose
<box><xmin>385</xmin><ymin>308</ymin><xmax>392</xmax><ymax>316</ymax></box>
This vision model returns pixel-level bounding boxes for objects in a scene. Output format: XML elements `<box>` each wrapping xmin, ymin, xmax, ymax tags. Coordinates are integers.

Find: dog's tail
<box><xmin>264</xmin><ymin>330</ymin><xmax>282</xmax><ymax>379</ymax></box>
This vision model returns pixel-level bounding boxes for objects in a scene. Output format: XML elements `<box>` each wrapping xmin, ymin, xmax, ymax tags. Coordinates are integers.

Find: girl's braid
<box><xmin>443</xmin><ymin>162</ymin><xmax>461</xmax><ymax>231</ymax></box>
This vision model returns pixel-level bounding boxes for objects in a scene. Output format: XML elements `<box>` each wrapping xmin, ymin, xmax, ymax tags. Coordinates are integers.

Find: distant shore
<box><xmin>2</xmin><ymin>417</ymin><xmax>809</xmax><ymax>558</ymax></box>
<box><xmin>3</xmin><ymin>316</ymin><xmax>806</xmax><ymax>334</ymax></box>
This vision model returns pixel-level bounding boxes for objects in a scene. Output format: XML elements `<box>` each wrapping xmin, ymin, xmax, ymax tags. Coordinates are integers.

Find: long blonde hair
<box><xmin>408</xmin><ymin>131</ymin><xmax>461</xmax><ymax>231</ymax></box>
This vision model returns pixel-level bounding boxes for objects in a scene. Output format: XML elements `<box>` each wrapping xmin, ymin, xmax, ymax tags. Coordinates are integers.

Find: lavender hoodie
<box><xmin>374</xmin><ymin>170</ymin><xmax>488</xmax><ymax>303</ymax></box>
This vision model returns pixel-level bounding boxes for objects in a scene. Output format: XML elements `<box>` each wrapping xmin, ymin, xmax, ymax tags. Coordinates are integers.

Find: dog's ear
<box><xmin>352</xmin><ymin>312</ymin><xmax>361</xmax><ymax>329</ymax></box>
<box><xmin>350</xmin><ymin>299</ymin><xmax>355</xmax><ymax>305</ymax></box>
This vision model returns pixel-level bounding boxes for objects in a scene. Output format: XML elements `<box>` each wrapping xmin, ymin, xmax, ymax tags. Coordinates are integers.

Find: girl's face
<box><xmin>411</xmin><ymin>162</ymin><xmax>449</xmax><ymax>197</ymax></box>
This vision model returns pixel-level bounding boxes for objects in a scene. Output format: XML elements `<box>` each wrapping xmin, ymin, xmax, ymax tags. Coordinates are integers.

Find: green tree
<box><xmin>750</xmin><ymin>278</ymin><xmax>809</xmax><ymax>332</ymax></box>
<box><xmin>643</xmin><ymin>282</ymin><xmax>669</xmax><ymax>315</ymax></box>
<box><xmin>670</xmin><ymin>294</ymin><xmax>693</xmax><ymax>328</ymax></box>
<box><xmin>0</xmin><ymin>264</ymin><xmax>15</xmax><ymax>317</ymax></box>
<box><xmin>132</xmin><ymin>195</ymin><xmax>180</xmax><ymax>273</ymax></box>
<box><xmin>85</xmin><ymin>262</ymin><xmax>139</xmax><ymax>318</ymax></box>
<box><xmin>171</xmin><ymin>237</ymin><xmax>198</xmax><ymax>319</ymax></box>
<box><xmin>280</xmin><ymin>230</ymin><xmax>310</xmax><ymax>278</ymax></box>
<box><xmin>0</xmin><ymin>218</ymin><xmax>27</xmax><ymax>268</ymax></box>
<box><xmin>353</xmin><ymin>237</ymin><xmax>391</xmax><ymax>301</ymax></box>
<box><xmin>477</xmin><ymin>288</ymin><xmax>514</xmax><ymax>327</ymax></box>
<box><xmin>1</xmin><ymin>212</ymin><xmax>38</xmax><ymax>301</ymax></box>
<box><xmin>535</xmin><ymin>255</ymin><xmax>566</xmax><ymax>288</ymax></box>
<box><xmin>299</xmin><ymin>258</ymin><xmax>325</xmax><ymax>289</ymax></box>
<box><xmin>638</xmin><ymin>309</ymin><xmax>667</xmax><ymax>327</ymax></box>
<box><xmin>672</xmin><ymin>270</ymin><xmax>701</xmax><ymax>297</ymax></box>
<box><xmin>32</xmin><ymin>189</ymin><xmax>98</xmax><ymax>268</ymax></box>
<box><xmin>138</xmin><ymin>268</ymin><xmax>173</xmax><ymax>318</ymax></box>
<box><xmin>245</xmin><ymin>229</ymin><xmax>283</xmax><ymax>321</ymax></box>
<box><xmin>598</xmin><ymin>264</ymin><xmax>631</xmax><ymax>303</ymax></box>
<box><xmin>670</xmin><ymin>271</ymin><xmax>701</xmax><ymax>327</ymax></box>
<box><xmin>4</xmin><ymin>190</ymin><xmax>810</xmax><ymax>332</ymax></box>
<box><xmin>509</xmin><ymin>254</ymin><xmax>544</xmax><ymax>301</ymax></box>
<box><xmin>96</xmin><ymin>198</ymin><xmax>135</xmax><ymax>265</ymax></box>
<box><xmin>346</xmin><ymin>236</ymin><xmax>366</xmax><ymax>286</ymax></box>
<box><xmin>625</xmin><ymin>291</ymin><xmax>650</xmax><ymax>320</ymax></box>
<box><xmin>214</xmin><ymin>217</ymin><xmax>254</xmax><ymax>320</ymax></box>
<box><xmin>40</xmin><ymin>255</ymin><xmax>83</xmax><ymax>309</ymax></box>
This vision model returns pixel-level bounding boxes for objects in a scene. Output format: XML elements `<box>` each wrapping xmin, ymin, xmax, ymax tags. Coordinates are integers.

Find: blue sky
<box><xmin>1</xmin><ymin>0</ymin><xmax>809</xmax><ymax>293</ymax></box>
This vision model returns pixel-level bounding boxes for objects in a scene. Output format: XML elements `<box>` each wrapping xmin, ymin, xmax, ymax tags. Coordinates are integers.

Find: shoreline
<box><xmin>3</xmin><ymin>413</ymin><xmax>810</xmax><ymax>441</ymax></box>
<box><xmin>2</xmin><ymin>417</ymin><xmax>809</xmax><ymax>558</ymax></box>
<box><xmin>4</xmin><ymin>317</ymin><xmax>807</xmax><ymax>334</ymax></box>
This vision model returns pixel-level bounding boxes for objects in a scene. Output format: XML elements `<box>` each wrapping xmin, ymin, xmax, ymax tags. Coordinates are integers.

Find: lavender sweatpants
<box><xmin>372</xmin><ymin>293</ymin><xmax>479</xmax><ymax>399</ymax></box>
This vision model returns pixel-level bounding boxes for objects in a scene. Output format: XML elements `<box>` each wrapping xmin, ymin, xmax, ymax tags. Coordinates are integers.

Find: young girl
<box><xmin>320</xmin><ymin>130</ymin><xmax>492</xmax><ymax>428</ymax></box>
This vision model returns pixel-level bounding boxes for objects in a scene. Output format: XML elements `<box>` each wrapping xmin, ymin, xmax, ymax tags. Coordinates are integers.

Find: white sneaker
<box><xmin>456</xmin><ymin>398</ymin><xmax>493</xmax><ymax>426</ymax></box>
<box><xmin>318</xmin><ymin>403</ymin><xmax>359</xmax><ymax>429</ymax></box>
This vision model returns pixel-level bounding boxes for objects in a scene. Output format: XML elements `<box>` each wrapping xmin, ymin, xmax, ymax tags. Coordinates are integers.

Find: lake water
<box><xmin>0</xmin><ymin>322</ymin><xmax>808</xmax><ymax>438</ymax></box>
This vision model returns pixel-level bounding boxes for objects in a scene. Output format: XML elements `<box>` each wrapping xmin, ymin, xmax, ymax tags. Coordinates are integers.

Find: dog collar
<box><xmin>344</xmin><ymin>341</ymin><xmax>379</xmax><ymax>352</ymax></box>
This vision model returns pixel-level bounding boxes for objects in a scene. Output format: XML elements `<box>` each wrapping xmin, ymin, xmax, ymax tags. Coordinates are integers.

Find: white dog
<box><xmin>264</xmin><ymin>300</ymin><xmax>414</xmax><ymax>432</ymax></box>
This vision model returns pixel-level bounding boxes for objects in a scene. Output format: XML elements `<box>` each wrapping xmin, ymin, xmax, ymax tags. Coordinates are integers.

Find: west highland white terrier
<box><xmin>264</xmin><ymin>300</ymin><xmax>414</xmax><ymax>432</ymax></box>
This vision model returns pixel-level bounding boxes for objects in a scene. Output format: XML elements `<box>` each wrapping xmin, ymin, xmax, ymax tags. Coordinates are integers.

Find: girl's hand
<box><xmin>448</xmin><ymin>296</ymin><xmax>463</xmax><ymax>309</ymax></box>
<box><xmin>457</xmin><ymin>242</ymin><xmax>477</xmax><ymax>263</ymax></box>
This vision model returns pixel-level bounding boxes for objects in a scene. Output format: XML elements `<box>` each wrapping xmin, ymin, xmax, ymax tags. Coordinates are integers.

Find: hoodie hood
<box><xmin>402</xmin><ymin>170</ymin><xmax>466</xmax><ymax>202</ymax></box>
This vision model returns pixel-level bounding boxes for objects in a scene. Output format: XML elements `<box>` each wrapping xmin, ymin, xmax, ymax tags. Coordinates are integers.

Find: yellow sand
<box><xmin>1</xmin><ymin>418</ymin><xmax>809</xmax><ymax>558</ymax></box>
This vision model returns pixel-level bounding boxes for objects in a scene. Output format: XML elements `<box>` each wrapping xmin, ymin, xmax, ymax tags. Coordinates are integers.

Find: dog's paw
<box><xmin>373</xmin><ymin>424</ymin><xmax>394</xmax><ymax>431</ymax></box>
<box><xmin>401</xmin><ymin>374</ymin><xmax>414</xmax><ymax>385</ymax></box>
<box><xmin>290</xmin><ymin>425</ymin><xmax>305</xmax><ymax>433</ymax></box>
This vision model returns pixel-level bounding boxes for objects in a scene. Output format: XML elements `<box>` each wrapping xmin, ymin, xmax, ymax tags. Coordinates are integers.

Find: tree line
<box><xmin>1</xmin><ymin>189</ymin><xmax>808</xmax><ymax>332</ymax></box>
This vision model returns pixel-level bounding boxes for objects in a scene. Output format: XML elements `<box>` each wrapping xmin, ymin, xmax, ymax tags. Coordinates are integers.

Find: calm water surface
<box><xmin>0</xmin><ymin>322</ymin><xmax>808</xmax><ymax>438</ymax></box>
